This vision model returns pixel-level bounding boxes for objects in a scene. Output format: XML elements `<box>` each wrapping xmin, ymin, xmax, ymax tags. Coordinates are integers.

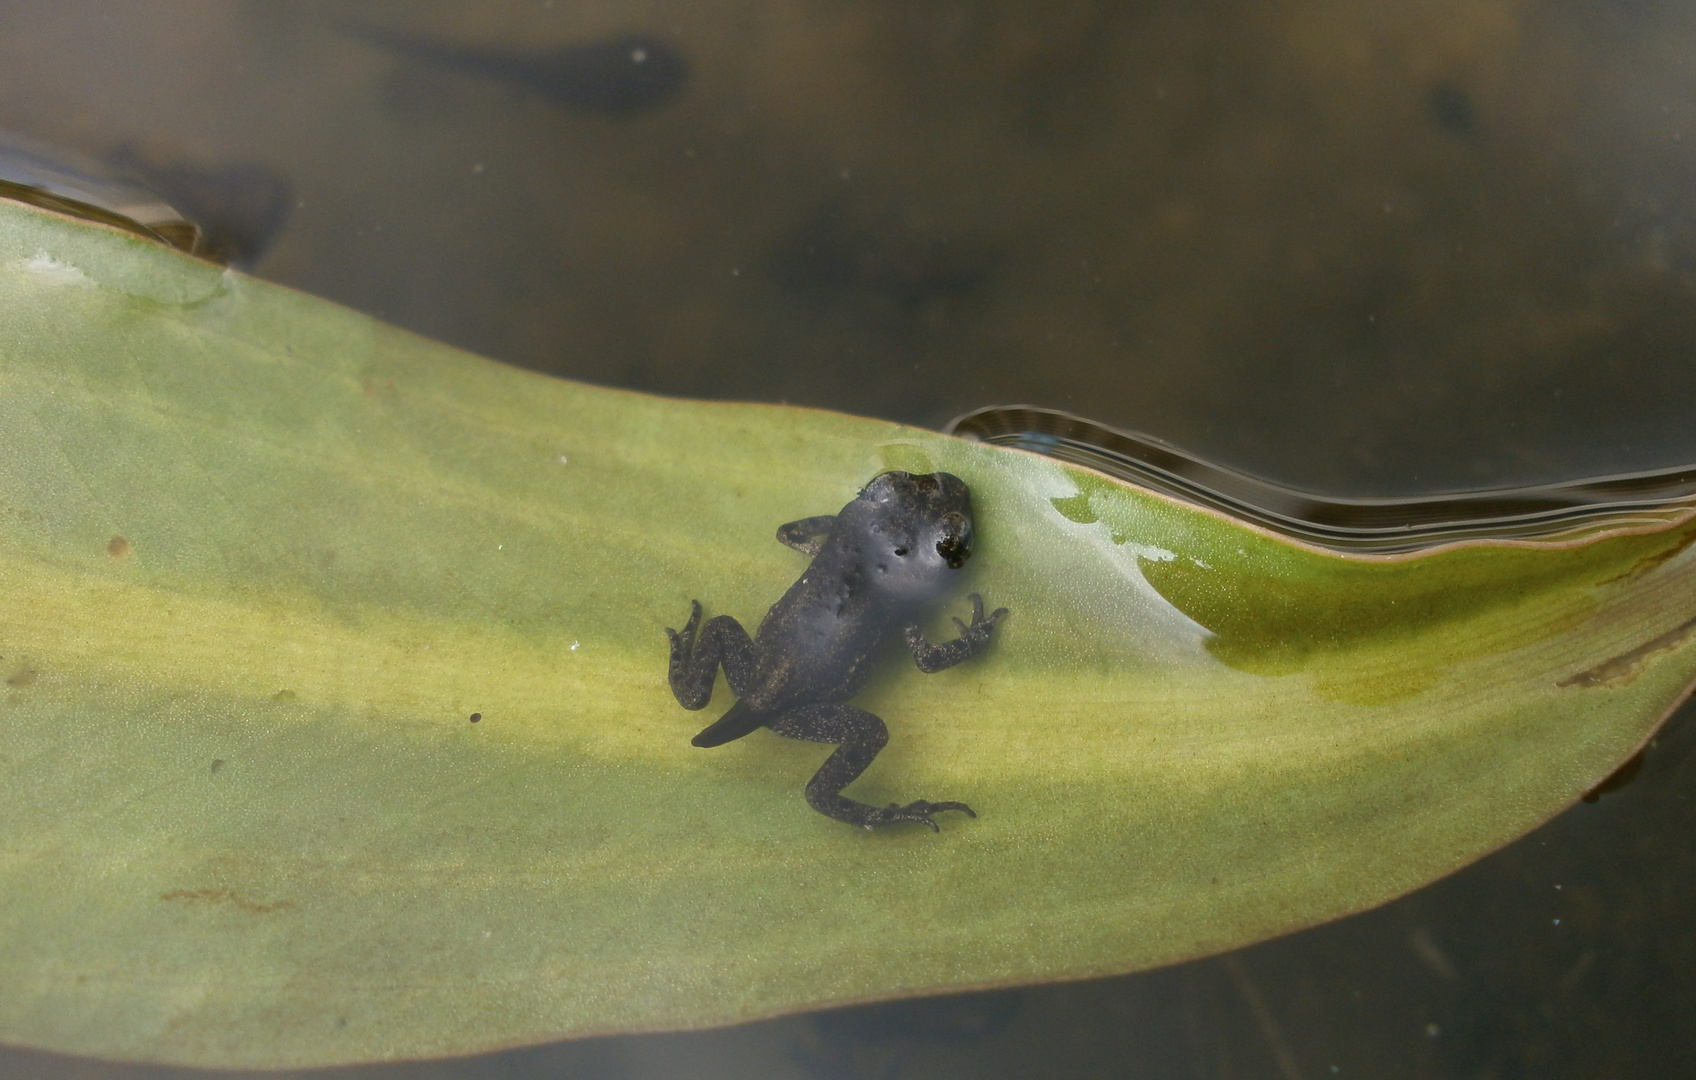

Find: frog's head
<box><xmin>850</xmin><ymin>471</ymin><xmax>976</xmax><ymax>598</ymax></box>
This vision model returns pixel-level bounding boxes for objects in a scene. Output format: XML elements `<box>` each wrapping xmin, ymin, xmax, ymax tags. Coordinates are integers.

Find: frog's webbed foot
<box><xmin>773</xmin><ymin>703</ymin><xmax>976</xmax><ymax>833</ymax></box>
<box><xmin>665</xmin><ymin>599</ymin><xmax>704</xmax><ymax>650</ymax></box>
<box><xmin>906</xmin><ymin>593</ymin><xmax>1009</xmax><ymax>674</ymax></box>
<box><xmin>667</xmin><ymin>601</ymin><xmax>757</xmax><ymax>709</ymax></box>
<box><xmin>863</xmin><ymin>799</ymin><xmax>977</xmax><ymax>832</ymax></box>
<box><xmin>665</xmin><ymin>600</ymin><xmax>709</xmax><ymax>708</ymax></box>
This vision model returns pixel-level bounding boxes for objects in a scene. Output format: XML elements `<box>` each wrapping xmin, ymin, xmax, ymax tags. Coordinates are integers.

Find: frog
<box><xmin>666</xmin><ymin>471</ymin><xmax>1008</xmax><ymax>831</ymax></box>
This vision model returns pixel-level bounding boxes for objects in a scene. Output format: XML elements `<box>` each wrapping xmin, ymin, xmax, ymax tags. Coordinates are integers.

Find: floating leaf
<box><xmin>1</xmin><ymin>199</ymin><xmax>1694</xmax><ymax>1068</ymax></box>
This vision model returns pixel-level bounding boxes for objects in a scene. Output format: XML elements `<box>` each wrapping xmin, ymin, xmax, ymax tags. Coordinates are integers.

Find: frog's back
<box><xmin>742</xmin><ymin>470</ymin><xmax>974</xmax><ymax>714</ymax></box>
<box><xmin>745</xmin><ymin>544</ymin><xmax>893</xmax><ymax>712</ymax></box>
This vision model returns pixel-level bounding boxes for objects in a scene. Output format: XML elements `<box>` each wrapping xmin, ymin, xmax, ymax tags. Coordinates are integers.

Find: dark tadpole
<box><xmin>1427</xmin><ymin>81</ymin><xmax>1478</xmax><ymax>138</ymax></box>
<box><xmin>342</xmin><ymin>22</ymin><xmax>689</xmax><ymax>118</ymax></box>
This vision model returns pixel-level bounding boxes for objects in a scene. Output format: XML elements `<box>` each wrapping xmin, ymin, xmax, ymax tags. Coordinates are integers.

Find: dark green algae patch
<box><xmin>1053</xmin><ymin>473</ymin><xmax>1696</xmax><ymax>681</ymax></box>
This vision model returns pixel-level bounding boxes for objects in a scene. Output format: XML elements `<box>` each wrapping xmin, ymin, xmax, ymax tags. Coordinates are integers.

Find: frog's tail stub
<box><xmin>691</xmin><ymin>700</ymin><xmax>765</xmax><ymax>748</ymax></box>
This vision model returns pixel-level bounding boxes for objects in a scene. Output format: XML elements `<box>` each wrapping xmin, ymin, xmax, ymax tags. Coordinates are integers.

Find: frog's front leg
<box><xmin>666</xmin><ymin>600</ymin><xmax>757</xmax><ymax>709</ymax></box>
<box><xmin>771</xmin><ymin>703</ymin><xmax>975</xmax><ymax>831</ymax></box>
<box><xmin>905</xmin><ymin>593</ymin><xmax>1009</xmax><ymax>674</ymax></box>
<box><xmin>775</xmin><ymin>515</ymin><xmax>837</xmax><ymax>556</ymax></box>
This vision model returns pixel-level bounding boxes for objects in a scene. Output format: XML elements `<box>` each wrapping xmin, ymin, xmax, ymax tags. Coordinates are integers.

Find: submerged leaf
<box><xmin>1</xmin><ymin>199</ymin><xmax>1694</xmax><ymax>1067</ymax></box>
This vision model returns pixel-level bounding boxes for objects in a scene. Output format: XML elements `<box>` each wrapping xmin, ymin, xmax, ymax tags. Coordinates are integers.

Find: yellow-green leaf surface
<box><xmin>3</xmin><ymin>198</ymin><xmax>1696</xmax><ymax>1068</ymax></box>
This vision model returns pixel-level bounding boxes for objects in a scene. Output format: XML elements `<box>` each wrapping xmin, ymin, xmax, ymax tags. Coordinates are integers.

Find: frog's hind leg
<box><xmin>666</xmin><ymin>600</ymin><xmax>757</xmax><ymax>710</ymax></box>
<box><xmin>771</xmin><ymin>704</ymin><xmax>975</xmax><ymax>832</ymax></box>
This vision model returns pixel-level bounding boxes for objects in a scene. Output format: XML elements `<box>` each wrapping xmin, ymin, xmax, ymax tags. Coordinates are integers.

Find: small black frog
<box><xmin>667</xmin><ymin>471</ymin><xmax>1007</xmax><ymax>831</ymax></box>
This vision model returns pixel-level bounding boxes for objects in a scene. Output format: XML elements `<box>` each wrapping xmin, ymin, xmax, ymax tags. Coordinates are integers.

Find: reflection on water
<box><xmin>0</xmin><ymin>127</ymin><xmax>202</xmax><ymax>254</ymax></box>
<box><xmin>951</xmin><ymin>404</ymin><xmax>1696</xmax><ymax>552</ymax></box>
<box><xmin>2</xmin><ymin>1</ymin><xmax>1695</xmax><ymax>1077</ymax></box>
<box><xmin>102</xmin><ymin>143</ymin><xmax>293</xmax><ymax>267</ymax></box>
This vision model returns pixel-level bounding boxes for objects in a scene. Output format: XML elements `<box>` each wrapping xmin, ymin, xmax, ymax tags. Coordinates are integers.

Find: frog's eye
<box><xmin>935</xmin><ymin>511</ymin><xmax>971</xmax><ymax>568</ymax></box>
<box><xmin>935</xmin><ymin>534</ymin><xmax>970</xmax><ymax>569</ymax></box>
<box><xmin>893</xmin><ymin>546</ymin><xmax>910</xmax><ymax>557</ymax></box>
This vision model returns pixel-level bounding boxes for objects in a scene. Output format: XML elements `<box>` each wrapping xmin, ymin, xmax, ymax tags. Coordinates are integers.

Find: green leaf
<box><xmin>2</xmin><ymin>198</ymin><xmax>1694</xmax><ymax>1068</ymax></box>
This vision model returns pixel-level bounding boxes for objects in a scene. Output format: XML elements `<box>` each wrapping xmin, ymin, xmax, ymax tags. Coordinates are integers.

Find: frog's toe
<box><xmin>666</xmin><ymin>600</ymin><xmax>705</xmax><ymax>655</ymax></box>
<box><xmin>868</xmin><ymin>805</ymin><xmax>939</xmax><ymax>832</ymax></box>
<box><xmin>922</xmin><ymin>799</ymin><xmax>975</xmax><ymax>818</ymax></box>
<box><xmin>906</xmin><ymin>799</ymin><xmax>975</xmax><ymax>821</ymax></box>
<box><xmin>866</xmin><ymin>799</ymin><xmax>974</xmax><ymax>831</ymax></box>
<box><xmin>664</xmin><ymin>605</ymin><xmax>690</xmax><ymax>639</ymax></box>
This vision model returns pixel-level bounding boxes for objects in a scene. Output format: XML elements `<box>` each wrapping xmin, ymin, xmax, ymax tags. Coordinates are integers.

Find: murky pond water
<box><xmin>4</xmin><ymin>1</ymin><xmax>1696</xmax><ymax>1076</ymax></box>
